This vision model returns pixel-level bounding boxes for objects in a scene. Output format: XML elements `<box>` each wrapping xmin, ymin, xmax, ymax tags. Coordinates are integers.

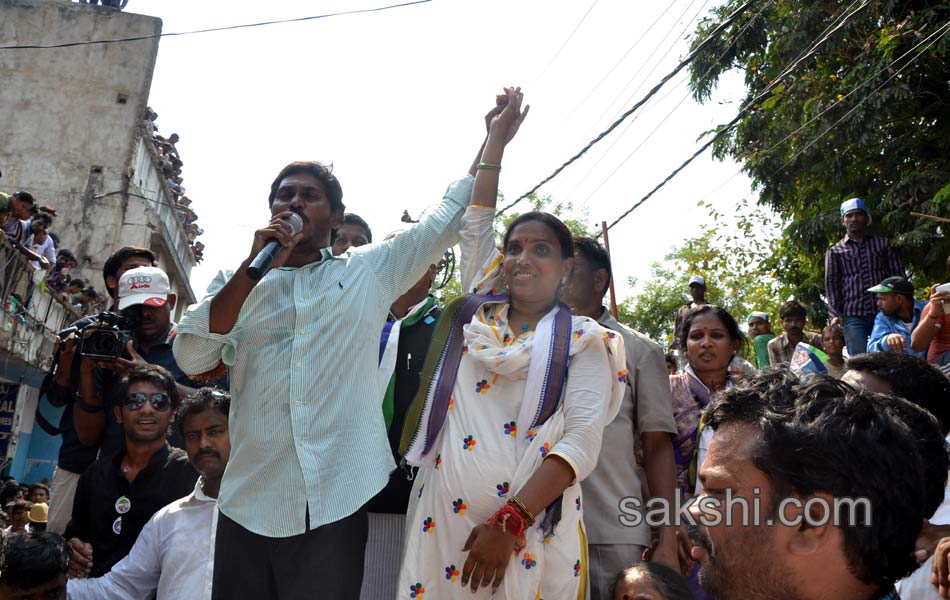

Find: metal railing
<box><xmin>0</xmin><ymin>238</ymin><xmax>81</xmax><ymax>373</ymax></box>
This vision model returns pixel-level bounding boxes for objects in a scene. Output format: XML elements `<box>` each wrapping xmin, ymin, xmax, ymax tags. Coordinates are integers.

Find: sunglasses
<box><xmin>123</xmin><ymin>393</ymin><xmax>172</xmax><ymax>412</ymax></box>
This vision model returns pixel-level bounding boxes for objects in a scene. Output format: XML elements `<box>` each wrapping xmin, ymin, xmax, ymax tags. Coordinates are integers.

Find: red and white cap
<box><xmin>118</xmin><ymin>266</ymin><xmax>170</xmax><ymax>310</ymax></box>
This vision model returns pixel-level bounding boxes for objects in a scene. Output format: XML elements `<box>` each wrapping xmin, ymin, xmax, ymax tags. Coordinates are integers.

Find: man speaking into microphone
<box><xmin>171</xmin><ymin>95</ymin><xmax>523</xmax><ymax>597</ymax></box>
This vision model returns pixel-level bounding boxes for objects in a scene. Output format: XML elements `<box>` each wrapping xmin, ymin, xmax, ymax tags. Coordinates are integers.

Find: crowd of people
<box><xmin>144</xmin><ymin>107</ymin><xmax>205</xmax><ymax>263</ymax></box>
<box><xmin>1</xmin><ymin>189</ymin><xmax>107</xmax><ymax>316</ymax></box>
<box><xmin>1</xmin><ymin>88</ymin><xmax>949</xmax><ymax>600</ymax></box>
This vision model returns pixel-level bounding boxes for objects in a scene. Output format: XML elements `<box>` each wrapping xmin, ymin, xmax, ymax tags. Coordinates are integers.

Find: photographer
<box><xmin>45</xmin><ymin>249</ymin><xmax>221</xmax><ymax>536</ymax></box>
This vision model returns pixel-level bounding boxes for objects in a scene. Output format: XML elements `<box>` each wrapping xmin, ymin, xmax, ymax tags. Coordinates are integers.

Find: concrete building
<box><xmin>0</xmin><ymin>0</ymin><xmax>196</xmax><ymax>483</ymax></box>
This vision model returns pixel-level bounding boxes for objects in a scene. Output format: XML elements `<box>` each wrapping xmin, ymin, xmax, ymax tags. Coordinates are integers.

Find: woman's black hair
<box><xmin>502</xmin><ymin>211</ymin><xmax>574</xmax><ymax>259</ymax></box>
<box><xmin>677</xmin><ymin>304</ymin><xmax>746</xmax><ymax>353</ymax></box>
<box><xmin>610</xmin><ymin>562</ymin><xmax>695</xmax><ymax>600</ymax></box>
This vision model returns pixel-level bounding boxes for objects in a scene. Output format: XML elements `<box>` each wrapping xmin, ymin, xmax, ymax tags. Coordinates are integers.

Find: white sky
<box><xmin>134</xmin><ymin>0</ymin><xmax>756</xmax><ymax>302</ymax></box>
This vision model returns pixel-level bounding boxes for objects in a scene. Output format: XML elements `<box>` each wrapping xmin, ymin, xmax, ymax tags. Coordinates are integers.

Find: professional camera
<box><xmin>58</xmin><ymin>311</ymin><xmax>137</xmax><ymax>362</ymax></box>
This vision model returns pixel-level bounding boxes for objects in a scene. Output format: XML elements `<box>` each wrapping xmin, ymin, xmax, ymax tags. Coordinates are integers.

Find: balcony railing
<box><xmin>0</xmin><ymin>238</ymin><xmax>81</xmax><ymax>375</ymax></box>
<box><xmin>130</xmin><ymin>131</ymin><xmax>196</xmax><ymax>286</ymax></box>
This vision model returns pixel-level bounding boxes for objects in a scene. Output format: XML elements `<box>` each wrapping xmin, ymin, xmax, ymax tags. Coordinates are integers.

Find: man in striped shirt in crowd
<box><xmin>824</xmin><ymin>197</ymin><xmax>905</xmax><ymax>356</ymax></box>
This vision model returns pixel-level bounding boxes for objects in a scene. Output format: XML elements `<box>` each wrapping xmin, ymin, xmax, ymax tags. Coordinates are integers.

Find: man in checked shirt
<box><xmin>825</xmin><ymin>197</ymin><xmax>906</xmax><ymax>357</ymax></box>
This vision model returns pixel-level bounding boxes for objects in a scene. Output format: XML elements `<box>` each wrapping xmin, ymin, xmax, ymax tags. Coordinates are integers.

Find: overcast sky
<box><xmin>133</xmin><ymin>0</ymin><xmax>755</xmax><ymax>302</ymax></box>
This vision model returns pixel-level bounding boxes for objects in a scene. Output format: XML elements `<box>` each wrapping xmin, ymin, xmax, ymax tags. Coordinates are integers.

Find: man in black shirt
<box><xmin>64</xmin><ymin>365</ymin><xmax>197</xmax><ymax>578</ymax></box>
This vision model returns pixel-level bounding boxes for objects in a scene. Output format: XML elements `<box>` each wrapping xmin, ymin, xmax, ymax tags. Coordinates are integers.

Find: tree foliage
<box><xmin>618</xmin><ymin>199</ymin><xmax>795</xmax><ymax>348</ymax></box>
<box><xmin>688</xmin><ymin>0</ymin><xmax>950</xmax><ymax>310</ymax></box>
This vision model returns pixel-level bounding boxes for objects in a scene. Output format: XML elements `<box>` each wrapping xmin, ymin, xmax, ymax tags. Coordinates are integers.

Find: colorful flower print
<box><xmin>445</xmin><ymin>565</ymin><xmax>459</xmax><ymax>582</ymax></box>
<box><xmin>617</xmin><ymin>369</ymin><xmax>629</xmax><ymax>383</ymax></box>
<box><xmin>448</xmin><ymin>397</ymin><xmax>455</xmax><ymax>411</ymax></box>
<box><xmin>539</xmin><ymin>442</ymin><xmax>551</xmax><ymax>457</ymax></box>
<box><xmin>435</xmin><ymin>454</ymin><xmax>442</xmax><ymax>469</ymax></box>
<box><xmin>463</xmin><ymin>435</ymin><xmax>476</xmax><ymax>451</ymax></box>
<box><xmin>576</xmin><ymin>497</ymin><xmax>582</xmax><ymax>511</ymax></box>
<box><xmin>504</xmin><ymin>421</ymin><xmax>517</xmax><ymax>437</ymax></box>
<box><xmin>572</xmin><ymin>329</ymin><xmax>585</xmax><ymax>340</ymax></box>
<box><xmin>603</xmin><ymin>331</ymin><xmax>617</xmax><ymax>340</ymax></box>
<box><xmin>525</xmin><ymin>429</ymin><xmax>538</xmax><ymax>442</ymax></box>
<box><xmin>422</xmin><ymin>517</ymin><xmax>435</xmax><ymax>533</ymax></box>
<box><xmin>476</xmin><ymin>379</ymin><xmax>490</xmax><ymax>394</ymax></box>
<box><xmin>574</xmin><ymin>559</ymin><xmax>581</xmax><ymax>577</ymax></box>
<box><xmin>496</xmin><ymin>482</ymin><xmax>510</xmax><ymax>497</ymax></box>
<box><xmin>452</xmin><ymin>498</ymin><xmax>467</xmax><ymax>515</ymax></box>
<box><xmin>409</xmin><ymin>583</ymin><xmax>425</xmax><ymax>598</ymax></box>
<box><xmin>522</xmin><ymin>553</ymin><xmax>537</xmax><ymax>570</ymax></box>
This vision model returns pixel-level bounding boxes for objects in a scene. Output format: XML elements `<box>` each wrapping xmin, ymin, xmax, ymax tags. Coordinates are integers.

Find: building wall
<box><xmin>0</xmin><ymin>0</ymin><xmax>193</xmax><ymax>303</ymax></box>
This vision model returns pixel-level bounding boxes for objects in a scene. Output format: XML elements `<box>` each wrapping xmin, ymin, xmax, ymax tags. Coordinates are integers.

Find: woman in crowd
<box><xmin>669</xmin><ymin>305</ymin><xmax>745</xmax><ymax>497</ymax></box>
<box><xmin>613</xmin><ymin>562</ymin><xmax>695</xmax><ymax>600</ymax></box>
<box><xmin>911</xmin><ymin>280</ymin><xmax>950</xmax><ymax>365</ymax></box>
<box><xmin>822</xmin><ymin>317</ymin><xmax>847</xmax><ymax>378</ymax></box>
<box><xmin>398</xmin><ymin>88</ymin><xmax>625</xmax><ymax>599</ymax></box>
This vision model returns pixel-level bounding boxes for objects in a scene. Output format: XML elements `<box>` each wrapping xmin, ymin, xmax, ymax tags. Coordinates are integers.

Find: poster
<box><xmin>0</xmin><ymin>384</ymin><xmax>18</xmax><ymax>458</ymax></box>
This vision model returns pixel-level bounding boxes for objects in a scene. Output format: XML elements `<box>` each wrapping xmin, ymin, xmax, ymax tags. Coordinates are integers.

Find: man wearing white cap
<box><xmin>673</xmin><ymin>274</ymin><xmax>709</xmax><ymax>348</ymax></box>
<box><xmin>825</xmin><ymin>197</ymin><xmax>905</xmax><ymax>356</ymax></box>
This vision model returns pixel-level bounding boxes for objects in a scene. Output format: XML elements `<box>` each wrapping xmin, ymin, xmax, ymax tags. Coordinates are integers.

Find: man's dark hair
<box><xmin>779</xmin><ymin>300</ymin><xmax>807</xmax><ymax>320</ymax></box>
<box><xmin>116</xmin><ymin>364</ymin><xmax>182</xmax><ymax>411</ymax></box>
<box><xmin>0</xmin><ymin>532</ymin><xmax>70</xmax><ymax>589</ymax></box>
<box><xmin>56</xmin><ymin>249</ymin><xmax>77</xmax><ymax>264</ymax></box>
<box><xmin>31</xmin><ymin>213</ymin><xmax>52</xmax><ymax>227</ymax></box>
<box><xmin>268</xmin><ymin>161</ymin><xmax>345</xmax><ymax>215</ymax></box>
<box><xmin>0</xmin><ymin>484</ymin><xmax>21</xmax><ymax>506</ymax></box>
<box><xmin>502</xmin><ymin>212</ymin><xmax>574</xmax><ymax>260</ymax></box>
<box><xmin>341</xmin><ymin>213</ymin><xmax>372</xmax><ymax>243</ymax></box>
<box><xmin>67</xmin><ymin>278</ymin><xmax>85</xmax><ymax>289</ymax></box>
<box><xmin>572</xmin><ymin>236</ymin><xmax>612</xmax><ymax>296</ymax></box>
<box><xmin>846</xmin><ymin>353</ymin><xmax>950</xmax><ymax>435</ymax></box>
<box><xmin>677</xmin><ymin>304</ymin><xmax>746</xmax><ymax>353</ymax></box>
<box><xmin>703</xmin><ymin>376</ymin><xmax>928</xmax><ymax>586</ymax></box>
<box><xmin>102</xmin><ymin>246</ymin><xmax>157</xmax><ymax>297</ymax></box>
<box><xmin>28</xmin><ymin>483</ymin><xmax>49</xmax><ymax>495</ymax></box>
<box><xmin>176</xmin><ymin>388</ymin><xmax>231</xmax><ymax>437</ymax></box>
<box><xmin>611</xmin><ymin>562</ymin><xmax>694</xmax><ymax>600</ymax></box>
<box><xmin>12</xmin><ymin>191</ymin><xmax>35</xmax><ymax>205</ymax></box>
<box><xmin>882</xmin><ymin>397</ymin><xmax>950</xmax><ymax>517</ymax></box>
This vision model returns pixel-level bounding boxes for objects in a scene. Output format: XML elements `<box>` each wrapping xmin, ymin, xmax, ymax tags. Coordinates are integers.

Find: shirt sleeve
<box><xmin>67</xmin><ymin>513</ymin><xmax>162</xmax><ymax>600</ymax></box>
<box><xmin>173</xmin><ymin>271</ymin><xmax>240</xmax><ymax>377</ymax></box>
<box><xmin>631</xmin><ymin>336</ymin><xmax>677</xmax><ymax>435</ymax></box>
<box><xmin>459</xmin><ymin>205</ymin><xmax>504</xmax><ymax>295</ymax></box>
<box><xmin>767</xmin><ymin>336</ymin><xmax>782</xmax><ymax>366</ymax></box>
<box><xmin>867</xmin><ymin>313</ymin><xmax>893</xmax><ymax>353</ymax></box>
<box><xmin>825</xmin><ymin>247</ymin><xmax>841</xmax><ymax>318</ymax></box>
<box><xmin>548</xmin><ymin>331</ymin><xmax>624</xmax><ymax>482</ymax></box>
<box><xmin>359</xmin><ymin>176</ymin><xmax>473</xmax><ymax>303</ymax></box>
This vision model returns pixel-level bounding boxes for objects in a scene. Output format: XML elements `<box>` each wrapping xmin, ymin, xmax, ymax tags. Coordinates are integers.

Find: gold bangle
<box><xmin>476</xmin><ymin>161</ymin><xmax>502</xmax><ymax>171</ymax></box>
<box><xmin>507</xmin><ymin>496</ymin><xmax>535</xmax><ymax>527</ymax></box>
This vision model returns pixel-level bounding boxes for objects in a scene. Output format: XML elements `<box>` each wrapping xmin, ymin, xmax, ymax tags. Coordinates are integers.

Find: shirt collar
<box><xmin>189</xmin><ymin>478</ymin><xmax>218</xmax><ymax>504</ymax></box>
<box><xmin>275</xmin><ymin>246</ymin><xmax>342</xmax><ymax>272</ymax></box>
<box><xmin>596</xmin><ymin>306</ymin><xmax>615</xmax><ymax>327</ymax></box>
<box><xmin>112</xmin><ymin>442</ymin><xmax>172</xmax><ymax>477</ymax></box>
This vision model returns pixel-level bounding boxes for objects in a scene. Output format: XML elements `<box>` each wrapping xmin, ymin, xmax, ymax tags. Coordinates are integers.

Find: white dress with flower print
<box><xmin>397</xmin><ymin>207</ymin><xmax>625</xmax><ymax>600</ymax></box>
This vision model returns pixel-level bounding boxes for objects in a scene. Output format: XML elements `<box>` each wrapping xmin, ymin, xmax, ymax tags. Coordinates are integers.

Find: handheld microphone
<box><xmin>246</xmin><ymin>213</ymin><xmax>304</xmax><ymax>280</ymax></box>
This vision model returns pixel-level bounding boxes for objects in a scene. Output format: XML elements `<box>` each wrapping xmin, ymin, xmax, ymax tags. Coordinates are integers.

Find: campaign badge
<box><xmin>115</xmin><ymin>496</ymin><xmax>131</xmax><ymax>514</ymax></box>
<box><xmin>112</xmin><ymin>516</ymin><xmax>122</xmax><ymax>535</ymax></box>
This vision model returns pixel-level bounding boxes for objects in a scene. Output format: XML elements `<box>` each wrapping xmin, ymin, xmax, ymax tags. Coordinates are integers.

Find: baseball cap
<box><xmin>840</xmin><ymin>197</ymin><xmax>868</xmax><ymax>216</ymax></box>
<box><xmin>688</xmin><ymin>275</ymin><xmax>706</xmax><ymax>286</ymax></box>
<box><xmin>867</xmin><ymin>276</ymin><xmax>914</xmax><ymax>297</ymax></box>
<box><xmin>748</xmin><ymin>311</ymin><xmax>770</xmax><ymax>324</ymax></box>
<box><xmin>118</xmin><ymin>266</ymin><xmax>170</xmax><ymax>310</ymax></box>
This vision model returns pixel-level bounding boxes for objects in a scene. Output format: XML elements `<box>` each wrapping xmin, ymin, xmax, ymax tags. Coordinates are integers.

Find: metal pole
<box><xmin>601</xmin><ymin>221</ymin><xmax>619</xmax><ymax>320</ymax></box>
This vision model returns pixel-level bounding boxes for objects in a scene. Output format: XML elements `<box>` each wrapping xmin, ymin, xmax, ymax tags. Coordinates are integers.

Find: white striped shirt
<box><xmin>173</xmin><ymin>176</ymin><xmax>472</xmax><ymax>538</ymax></box>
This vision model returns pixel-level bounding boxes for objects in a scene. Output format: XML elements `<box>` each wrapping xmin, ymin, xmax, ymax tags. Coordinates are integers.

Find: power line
<box><xmin>496</xmin><ymin>0</ymin><xmax>758</xmax><ymax>216</ymax></box>
<box><xmin>572</xmin><ymin>0</ymin><xmax>775</xmax><ymax>211</ymax></box>
<box><xmin>599</xmin><ymin>0</ymin><xmax>872</xmax><ymax>233</ymax></box>
<box><xmin>532</xmin><ymin>0</ymin><xmax>600</xmax><ymax>85</ymax></box>
<box><xmin>0</xmin><ymin>0</ymin><xmax>431</xmax><ymax>50</ymax></box>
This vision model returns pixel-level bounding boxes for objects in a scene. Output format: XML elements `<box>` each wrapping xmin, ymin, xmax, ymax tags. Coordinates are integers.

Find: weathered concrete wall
<box><xmin>0</xmin><ymin>0</ymin><xmax>193</xmax><ymax>306</ymax></box>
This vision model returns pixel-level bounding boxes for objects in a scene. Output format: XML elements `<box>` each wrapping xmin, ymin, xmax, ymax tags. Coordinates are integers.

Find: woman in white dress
<box><xmin>397</xmin><ymin>88</ymin><xmax>625</xmax><ymax>599</ymax></box>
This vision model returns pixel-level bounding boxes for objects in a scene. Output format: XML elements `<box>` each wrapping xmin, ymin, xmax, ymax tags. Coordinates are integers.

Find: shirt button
<box><xmin>296</xmin><ymin>361</ymin><xmax>302</xmax><ymax>368</ymax></box>
<box><xmin>295</xmin><ymin>400</ymin><xmax>301</xmax><ymax>406</ymax></box>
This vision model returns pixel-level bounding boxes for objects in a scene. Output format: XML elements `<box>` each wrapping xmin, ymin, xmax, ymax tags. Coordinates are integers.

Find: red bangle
<box><xmin>484</xmin><ymin>504</ymin><xmax>528</xmax><ymax>553</ymax></box>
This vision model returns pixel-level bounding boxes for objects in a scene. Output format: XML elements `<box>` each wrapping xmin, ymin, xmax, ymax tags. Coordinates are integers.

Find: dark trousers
<box><xmin>212</xmin><ymin>507</ymin><xmax>368</xmax><ymax>600</ymax></box>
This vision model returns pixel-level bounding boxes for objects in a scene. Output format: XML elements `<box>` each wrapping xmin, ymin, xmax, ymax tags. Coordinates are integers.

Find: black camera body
<box><xmin>59</xmin><ymin>311</ymin><xmax>137</xmax><ymax>362</ymax></box>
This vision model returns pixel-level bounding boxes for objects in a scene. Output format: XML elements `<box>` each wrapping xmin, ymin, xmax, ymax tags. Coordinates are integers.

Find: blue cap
<box><xmin>688</xmin><ymin>275</ymin><xmax>706</xmax><ymax>286</ymax></box>
<box><xmin>840</xmin><ymin>197</ymin><xmax>868</xmax><ymax>217</ymax></box>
